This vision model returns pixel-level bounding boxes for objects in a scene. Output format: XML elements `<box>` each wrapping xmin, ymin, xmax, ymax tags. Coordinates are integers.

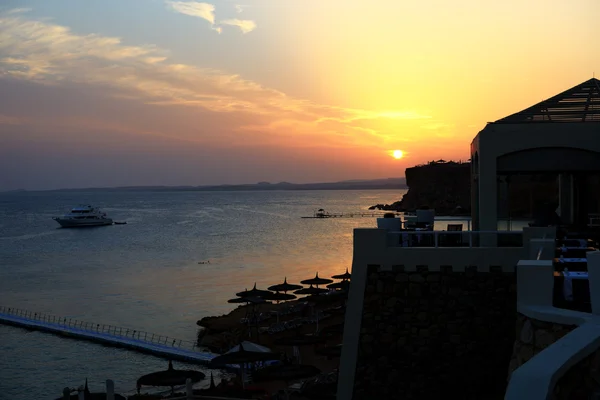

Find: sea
<box><xmin>0</xmin><ymin>189</ymin><xmax>425</xmax><ymax>400</ymax></box>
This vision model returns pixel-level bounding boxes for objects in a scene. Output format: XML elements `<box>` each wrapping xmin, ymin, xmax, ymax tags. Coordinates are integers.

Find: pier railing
<box><xmin>0</xmin><ymin>306</ymin><xmax>201</xmax><ymax>352</ymax></box>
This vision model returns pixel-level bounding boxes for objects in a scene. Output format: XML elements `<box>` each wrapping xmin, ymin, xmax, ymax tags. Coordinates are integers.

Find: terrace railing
<box><xmin>387</xmin><ymin>230</ymin><xmax>523</xmax><ymax>248</ymax></box>
<box><xmin>0</xmin><ymin>306</ymin><xmax>200</xmax><ymax>352</ymax></box>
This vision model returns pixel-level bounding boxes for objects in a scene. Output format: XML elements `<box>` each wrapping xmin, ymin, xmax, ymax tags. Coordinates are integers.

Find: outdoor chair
<box><xmin>446</xmin><ymin>224</ymin><xmax>463</xmax><ymax>246</ymax></box>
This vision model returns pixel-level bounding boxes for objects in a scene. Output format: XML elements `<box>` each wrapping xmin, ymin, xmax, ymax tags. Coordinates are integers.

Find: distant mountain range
<box><xmin>3</xmin><ymin>178</ymin><xmax>407</xmax><ymax>193</ymax></box>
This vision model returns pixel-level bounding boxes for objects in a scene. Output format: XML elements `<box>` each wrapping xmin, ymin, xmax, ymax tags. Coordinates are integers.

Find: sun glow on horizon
<box><xmin>391</xmin><ymin>150</ymin><xmax>404</xmax><ymax>159</ymax></box>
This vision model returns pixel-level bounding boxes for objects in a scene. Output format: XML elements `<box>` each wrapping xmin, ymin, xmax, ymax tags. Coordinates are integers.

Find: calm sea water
<box><xmin>0</xmin><ymin>189</ymin><xmax>410</xmax><ymax>400</ymax></box>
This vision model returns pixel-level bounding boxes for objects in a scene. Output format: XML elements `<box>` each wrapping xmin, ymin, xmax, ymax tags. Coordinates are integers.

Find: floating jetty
<box><xmin>301</xmin><ymin>209</ymin><xmax>402</xmax><ymax>219</ymax></box>
<box><xmin>0</xmin><ymin>306</ymin><xmax>218</xmax><ymax>365</ymax></box>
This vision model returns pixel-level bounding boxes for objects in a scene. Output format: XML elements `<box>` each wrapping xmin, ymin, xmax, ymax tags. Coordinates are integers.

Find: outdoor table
<box><xmin>553</xmin><ymin>257</ymin><xmax>588</xmax><ymax>272</ymax></box>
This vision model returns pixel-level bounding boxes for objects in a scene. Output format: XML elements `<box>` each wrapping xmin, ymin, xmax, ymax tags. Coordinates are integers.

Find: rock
<box><xmin>520</xmin><ymin>319</ymin><xmax>534</xmax><ymax>344</ymax></box>
<box><xmin>369</xmin><ymin>160</ymin><xmax>567</xmax><ymax>217</ymax></box>
<box><xmin>534</xmin><ymin>329</ymin><xmax>555</xmax><ymax>349</ymax></box>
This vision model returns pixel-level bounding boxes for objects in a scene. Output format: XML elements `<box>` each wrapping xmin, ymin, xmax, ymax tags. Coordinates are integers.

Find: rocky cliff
<box><xmin>370</xmin><ymin>160</ymin><xmax>560</xmax><ymax>217</ymax></box>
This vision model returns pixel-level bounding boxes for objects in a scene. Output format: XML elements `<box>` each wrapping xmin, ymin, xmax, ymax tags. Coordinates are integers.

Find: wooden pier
<box><xmin>0</xmin><ymin>306</ymin><xmax>218</xmax><ymax>365</ymax></box>
<box><xmin>301</xmin><ymin>211</ymin><xmax>402</xmax><ymax>219</ymax></box>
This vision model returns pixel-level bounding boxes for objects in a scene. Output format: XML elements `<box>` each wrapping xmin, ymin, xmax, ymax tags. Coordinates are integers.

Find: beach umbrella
<box><xmin>301</xmin><ymin>273</ymin><xmax>333</xmax><ymax>286</ymax></box>
<box><xmin>331</xmin><ymin>268</ymin><xmax>351</xmax><ymax>280</ymax></box>
<box><xmin>227</xmin><ymin>296</ymin><xmax>266</xmax><ymax>304</ymax></box>
<box><xmin>294</xmin><ymin>285</ymin><xmax>328</xmax><ymax>296</ymax></box>
<box><xmin>268</xmin><ymin>277</ymin><xmax>303</xmax><ymax>293</ymax></box>
<box><xmin>136</xmin><ymin>361</ymin><xmax>205</xmax><ymax>393</ymax></box>
<box><xmin>227</xmin><ymin>297</ymin><xmax>248</xmax><ymax>304</ymax></box>
<box><xmin>236</xmin><ymin>283</ymin><xmax>273</xmax><ymax>298</ymax></box>
<box><xmin>326</xmin><ymin>281</ymin><xmax>350</xmax><ymax>290</ymax></box>
<box><xmin>210</xmin><ymin>342</ymin><xmax>282</xmax><ymax>389</ymax></box>
<box><xmin>210</xmin><ymin>342</ymin><xmax>281</xmax><ymax>366</ymax></box>
<box><xmin>262</xmin><ymin>292</ymin><xmax>297</xmax><ymax>302</ymax></box>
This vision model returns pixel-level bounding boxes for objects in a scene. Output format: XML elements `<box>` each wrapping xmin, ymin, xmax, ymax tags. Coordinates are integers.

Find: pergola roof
<box><xmin>493</xmin><ymin>78</ymin><xmax>600</xmax><ymax>123</ymax></box>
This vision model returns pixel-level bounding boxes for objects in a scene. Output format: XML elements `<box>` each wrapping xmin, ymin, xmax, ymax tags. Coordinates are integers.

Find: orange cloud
<box><xmin>0</xmin><ymin>10</ymin><xmax>447</xmax><ymax>152</ymax></box>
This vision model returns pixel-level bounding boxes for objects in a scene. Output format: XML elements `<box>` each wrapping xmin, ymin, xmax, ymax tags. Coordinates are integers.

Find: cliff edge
<box><xmin>370</xmin><ymin>160</ymin><xmax>559</xmax><ymax>217</ymax></box>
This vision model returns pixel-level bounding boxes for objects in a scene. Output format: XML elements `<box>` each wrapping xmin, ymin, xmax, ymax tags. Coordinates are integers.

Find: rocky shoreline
<box><xmin>370</xmin><ymin>160</ymin><xmax>561</xmax><ymax>217</ymax></box>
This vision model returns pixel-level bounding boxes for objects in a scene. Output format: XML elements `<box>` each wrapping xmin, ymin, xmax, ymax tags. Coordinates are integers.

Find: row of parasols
<box><xmin>227</xmin><ymin>269</ymin><xmax>352</xmax><ymax>304</ymax></box>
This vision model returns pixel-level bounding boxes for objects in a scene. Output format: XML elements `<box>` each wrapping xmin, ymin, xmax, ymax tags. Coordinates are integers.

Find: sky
<box><xmin>0</xmin><ymin>0</ymin><xmax>599</xmax><ymax>190</ymax></box>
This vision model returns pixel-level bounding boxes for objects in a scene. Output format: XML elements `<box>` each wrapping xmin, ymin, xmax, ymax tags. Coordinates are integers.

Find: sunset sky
<box><xmin>1</xmin><ymin>0</ymin><xmax>599</xmax><ymax>190</ymax></box>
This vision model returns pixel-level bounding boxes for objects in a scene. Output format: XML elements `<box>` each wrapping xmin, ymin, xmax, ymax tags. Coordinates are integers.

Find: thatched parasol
<box><xmin>136</xmin><ymin>361</ymin><xmax>205</xmax><ymax>393</ymax></box>
<box><xmin>294</xmin><ymin>285</ymin><xmax>328</xmax><ymax>295</ymax></box>
<box><xmin>268</xmin><ymin>277</ymin><xmax>303</xmax><ymax>293</ymax></box>
<box><xmin>210</xmin><ymin>342</ymin><xmax>282</xmax><ymax>389</ymax></box>
<box><xmin>326</xmin><ymin>281</ymin><xmax>350</xmax><ymax>290</ymax></box>
<box><xmin>236</xmin><ymin>283</ymin><xmax>273</xmax><ymax>298</ymax></box>
<box><xmin>301</xmin><ymin>273</ymin><xmax>333</xmax><ymax>286</ymax></box>
<box><xmin>263</xmin><ymin>292</ymin><xmax>297</xmax><ymax>302</ymax></box>
<box><xmin>331</xmin><ymin>268</ymin><xmax>351</xmax><ymax>280</ymax></box>
<box><xmin>227</xmin><ymin>296</ymin><xmax>266</xmax><ymax>304</ymax></box>
<box><xmin>210</xmin><ymin>342</ymin><xmax>281</xmax><ymax>366</ymax></box>
<box><xmin>227</xmin><ymin>297</ymin><xmax>248</xmax><ymax>304</ymax></box>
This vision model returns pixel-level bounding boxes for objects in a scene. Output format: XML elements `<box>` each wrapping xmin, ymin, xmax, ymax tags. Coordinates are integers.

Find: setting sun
<box><xmin>392</xmin><ymin>150</ymin><xmax>404</xmax><ymax>159</ymax></box>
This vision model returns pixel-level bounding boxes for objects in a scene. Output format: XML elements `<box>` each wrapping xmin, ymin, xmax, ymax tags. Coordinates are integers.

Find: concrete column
<box><xmin>338</xmin><ymin>229</ymin><xmax>385</xmax><ymax>400</ymax></box>
<box><xmin>559</xmin><ymin>173</ymin><xmax>574</xmax><ymax>225</ymax></box>
<box><xmin>471</xmin><ymin>175</ymin><xmax>480</xmax><ymax>231</ymax></box>
<box><xmin>516</xmin><ymin>260</ymin><xmax>554</xmax><ymax>307</ymax></box>
<box><xmin>478</xmin><ymin>157</ymin><xmax>498</xmax><ymax>246</ymax></box>
<box><xmin>186</xmin><ymin>378</ymin><xmax>193</xmax><ymax>399</ymax></box>
<box><xmin>106</xmin><ymin>380</ymin><xmax>115</xmax><ymax>400</ymax></box>
<box><xmin>586</xmin><ymin>251</ymin><xmax>600</xmax><ymax>315</ymax></box>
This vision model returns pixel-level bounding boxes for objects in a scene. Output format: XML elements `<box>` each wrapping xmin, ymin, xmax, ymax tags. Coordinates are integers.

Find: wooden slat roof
<box><xmin>494</xmin><ymin>78</ymin><xmax>600</xmax><ymax>123</ymax></box>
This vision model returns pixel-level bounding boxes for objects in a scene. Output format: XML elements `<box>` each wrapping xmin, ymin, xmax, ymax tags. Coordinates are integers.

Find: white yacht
<box><xmin>53</xmin><ymin>205</ymin><xmax>113</xmax><ymax>228</ymax></box>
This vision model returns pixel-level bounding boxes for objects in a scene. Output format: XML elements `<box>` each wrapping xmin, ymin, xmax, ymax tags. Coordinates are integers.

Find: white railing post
<box><xmin>517</xmin><ymin>260</ymin><xmax>554</xmax><ymax>307</ymax></box>
<box><xmin>586</xmin><ymin>251</ymin><xmax>600</xmax><ymax>315</ymax></box>
<box><xmin>106</xmin><ymin>379</ymin><xmax>115</xmax><ymax>400</ymax></box>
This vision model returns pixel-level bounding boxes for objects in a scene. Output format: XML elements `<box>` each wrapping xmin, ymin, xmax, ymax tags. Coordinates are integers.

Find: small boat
<box><xmin>53</xmin><ymin>205</ymin><xmax>113</xmax><ymax>228</ymax></box>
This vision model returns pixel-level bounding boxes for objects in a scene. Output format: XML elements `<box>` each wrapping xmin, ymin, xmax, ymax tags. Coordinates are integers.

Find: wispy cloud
<box><xmin>219</xmin><ymin>18</ymin><xmax>257</xmax><ymax>34</ymax></box>
<box><xmin>164</xmin><ymin>1</ymin><xmax>256</xmax><ymax>34</ymax></box>
<box><xmin>165</xmin><ymin>1</ymin><xmax>215</xmax><ymax>24</ymax></box>
<box><xmin>235</xmin><ymin>4</ymin><xmax>244</xmax><ymax>13</ymax></box>
<box><xmin>0</xmin><ymin>10</ymin><xmax>433</xmax><ymax>149</ymax></box>
<box><xmin>5</xmin><ymin>8</ymin><xmax>32</xmax><ymax>15</ymax></box>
